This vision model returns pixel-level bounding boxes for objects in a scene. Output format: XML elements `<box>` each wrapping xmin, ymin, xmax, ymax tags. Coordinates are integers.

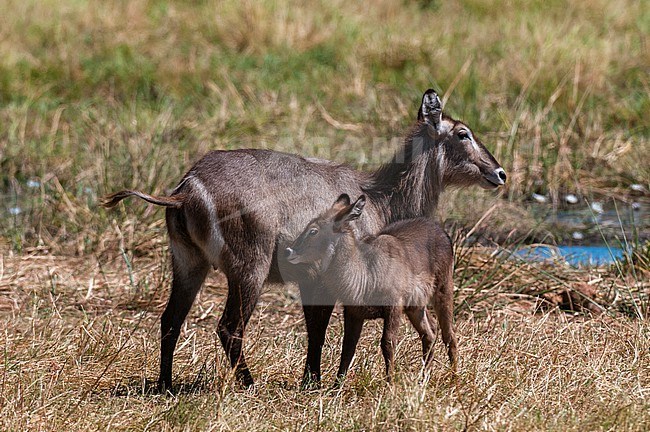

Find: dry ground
<box><xmin>1</xmin><ymin>248</ymin><xmax>648</xmax><ymax>431</ymax></box>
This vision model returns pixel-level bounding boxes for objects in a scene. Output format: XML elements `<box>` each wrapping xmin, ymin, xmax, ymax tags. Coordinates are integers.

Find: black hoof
<box><xmin>157</xmin><ymin>380</ymin><xmax>175</xmax><ymax>396</ymax></box>
<box><xmin>328</xmin><ymin>377</ymin><xmax>345</xmax><ymax>391</ymax></box>
<box><xmin>300</xmin><ymin>374</ymin><xmax>322</xmax><ymax>391</ymax></box>
<box><xmin>235</xmin><ymin>368</ymin><xmax>255</xmax><ymax>389</ymax></box>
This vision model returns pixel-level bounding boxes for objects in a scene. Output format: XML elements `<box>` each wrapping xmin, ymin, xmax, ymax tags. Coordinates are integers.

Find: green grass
<box><xmin>1</xmin><ymin>0</ymin><xmax>648</xmax><ymax>253</ymax></box>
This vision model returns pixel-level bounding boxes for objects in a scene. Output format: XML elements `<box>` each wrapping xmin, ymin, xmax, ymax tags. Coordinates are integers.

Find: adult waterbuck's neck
<box><xmin>364</xmin><ymin>89</ymin><xmax>506</xmax><ymax>224</ymax></box>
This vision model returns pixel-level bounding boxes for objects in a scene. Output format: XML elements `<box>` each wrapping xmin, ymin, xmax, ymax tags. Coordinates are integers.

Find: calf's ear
<box><xmin>334</xmin><ymin>195</ymin><xmax>365</xmax><ymax>229</ymax></box>
<box><xmin>335</xmin><ymin>194</ymin><xmax>351</xmax><ymax>207</ymax></box>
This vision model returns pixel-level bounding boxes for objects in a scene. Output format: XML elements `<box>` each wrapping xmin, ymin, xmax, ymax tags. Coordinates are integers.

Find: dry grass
<box><xmin>1</xmin><ymin>241</ymin><xmax>648</xmax><ymax>431</ymax></box>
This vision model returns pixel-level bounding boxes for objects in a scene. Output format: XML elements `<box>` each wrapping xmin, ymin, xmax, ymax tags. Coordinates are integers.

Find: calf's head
<box><xmin>285</xmin><ymin>194</ymin><xmax>366</xmax><ymax>269</ymax></box>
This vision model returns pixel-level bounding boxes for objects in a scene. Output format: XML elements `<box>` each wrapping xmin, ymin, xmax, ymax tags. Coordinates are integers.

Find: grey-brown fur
<box><xmin>286</xmin><ymin>195</ymin><xmax>457</xmax><ymax>382</ymax></box>
<box><xmin>101</xmin><ymin>89</ymin><xmax>504</xmax><ymax>391</ymax></box>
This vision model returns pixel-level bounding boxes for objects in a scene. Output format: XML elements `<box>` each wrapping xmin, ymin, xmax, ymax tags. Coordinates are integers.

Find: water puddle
<box><xmin>516</xmin><ymin>197</ymin><xmax>647</xmax><ymax>267</ymax></box>
<box><xmin>515</xmin><ymin>245</ymin><xmax>625</xmax><ymax>267</ymax></box>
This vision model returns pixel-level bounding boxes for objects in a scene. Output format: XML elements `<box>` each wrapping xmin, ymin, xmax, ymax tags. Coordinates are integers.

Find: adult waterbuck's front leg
<box><xmin>299</xmin><ymin>279</ymin><xmax>336</xmax><ymax>388</ymax></box>
<box><xmin>336</xmin><ymin>307</ymin><xmax>365</xmax><ymax>383</ymax></box>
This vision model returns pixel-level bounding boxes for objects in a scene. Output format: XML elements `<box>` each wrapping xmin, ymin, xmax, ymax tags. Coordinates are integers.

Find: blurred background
<box><xmin>0</xmin><ymin>0</ymin><xmax>648</xmax><ymax>255</ymax></box>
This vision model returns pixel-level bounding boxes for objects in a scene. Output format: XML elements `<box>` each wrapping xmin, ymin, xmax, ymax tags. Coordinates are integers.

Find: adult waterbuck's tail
<box><xmin>101</xmin><ymin>190</ymin><xmax>185</xmax><ymax>209</ymax></box>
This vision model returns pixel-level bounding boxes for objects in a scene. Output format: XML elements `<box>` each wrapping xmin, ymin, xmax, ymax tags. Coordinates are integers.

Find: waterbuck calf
<box><xmin>286</xmin><ymin>194</ymin><xmax>456</xmax><ymax>382</ymax></box>
<box><xmin>102</xmin><ymin>89</ymin><xmax>505</xmax><ymax>391</ymax></box>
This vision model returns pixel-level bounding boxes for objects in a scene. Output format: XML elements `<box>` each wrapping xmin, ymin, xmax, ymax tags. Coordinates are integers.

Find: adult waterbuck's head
<box><xmin>417</xmin><ymin>89</ymin><xmax>506</xmax><ymax>190</ymax></box>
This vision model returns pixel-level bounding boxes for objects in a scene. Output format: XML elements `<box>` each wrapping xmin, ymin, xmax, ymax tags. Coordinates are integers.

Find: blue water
<box><xmin>515</xmin><ymin>245</ymin><xmax>625</xmax><ymax>267</ymax></box>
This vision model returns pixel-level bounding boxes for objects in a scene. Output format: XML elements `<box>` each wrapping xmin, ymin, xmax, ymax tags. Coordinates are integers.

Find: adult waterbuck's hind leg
<box><xmin>217</xmin><ymin>264</ymin><xmax>267</xmax><ymax>388</ymax></box>
<box><xmin>159</xmin><ymin>238</ymin><xmax>211</xmax><ymax>392</ymax></box>
<box><xmin>217</xmin><ymin>222</ymin><xmax>275</xmax><ymax>388</ymax></box>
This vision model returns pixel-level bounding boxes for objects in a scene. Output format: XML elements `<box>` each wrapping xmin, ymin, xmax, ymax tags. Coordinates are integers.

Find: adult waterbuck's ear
<box><xmin>417</xmin><ymin>89</ymin><xmax>442</xmax><ymax>131</ymax></box>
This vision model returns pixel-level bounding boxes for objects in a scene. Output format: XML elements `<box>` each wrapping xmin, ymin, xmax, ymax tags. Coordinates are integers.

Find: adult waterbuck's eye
<box><xmin>458</xmin><ymin>130</ymin><xmax>470</xmax><ymax>141</ymax></box>
<box><xmin>309</xmin><ymin>228</ymin><xmax>318</xmax><ymax>236</ymax></box>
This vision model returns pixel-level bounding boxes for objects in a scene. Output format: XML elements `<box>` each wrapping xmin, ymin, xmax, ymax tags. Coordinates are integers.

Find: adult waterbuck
<box><xmin>286</xmin><ymin>194</ymin><xmax>456</xmax><ymax>383</ymax></box>
<box><xmin>102</xmin><ymin>89</ymin><xmax>506</xmax><ymax>391</ymax></box>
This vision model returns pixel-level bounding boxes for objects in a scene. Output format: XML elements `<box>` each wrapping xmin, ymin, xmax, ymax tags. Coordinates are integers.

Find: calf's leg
<box><xmin>433</xmin><ymin>274</ymin><xmax>458</xmax><ymax>371</ymax></box>
<box><xmin>405</xmin><ymin>307</ymin><xmax>436</xmax><ymax>367</ymax></box>
<box><xmin>336</xmin><ymin>307</ymin><xmax>365</xmax><ymax>382</ymax></box>
<box><xmin>381</xmin><ymin>309</ymin><xmax>400</xmax><ymax>382</ymax></box>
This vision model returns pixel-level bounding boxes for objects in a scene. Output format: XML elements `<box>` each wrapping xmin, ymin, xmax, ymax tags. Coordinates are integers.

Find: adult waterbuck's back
<box><xmin>102</xmin><ymin>89</ymin><xmax>506</xmax><ymax>391</ymax></box>
<box><xmin>286</xmin><ymin>194</ymin><xmax>457</xmax><ymax>383</ymax></box>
